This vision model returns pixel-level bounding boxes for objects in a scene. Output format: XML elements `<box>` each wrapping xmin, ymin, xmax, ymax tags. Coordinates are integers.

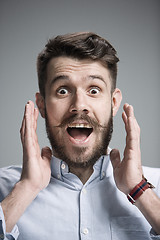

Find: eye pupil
<box><xmin>92</xmin><ymin>89</ymin><xmax>97</xmax><ymax>94</ymax></box>
<box><xmin>60</xmin><ymin>89</ymin><xmax>66</xmax><ymax>94</ymax></box>
<box><xmin>58</xmin><ymin>88</ymin><xmax>67</xmax><ymax>95</ymax></box>
<box><xmin>90</xmin><ymin>88</ymin><xmax>99</xmax><ymax>94</ymax></box>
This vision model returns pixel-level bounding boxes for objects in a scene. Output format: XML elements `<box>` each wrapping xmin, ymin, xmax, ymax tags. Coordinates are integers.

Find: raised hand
<box><xmin>1</xmin><ymin>101</ymin><xmax>52</xmax><ymax>232</ymax></box>
<box><xmin>110</xmin><ymin>103</ymin><xmax>143</xmax><ymax>195</ymax></box>
<box><xmin>20</xmin><ymin>100</ymin><xmax>52</xmax><ymax>192</ymax></box>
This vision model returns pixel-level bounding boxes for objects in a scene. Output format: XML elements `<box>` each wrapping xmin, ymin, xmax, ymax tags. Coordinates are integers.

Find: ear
<box><xmin>112</xmin><ymin>88</ymin><xmax>122</xmax><ymax>117</ymax></box>
<box><xmin>35</xmin><ymin>92</ymin><xmax>45</xmax><ymax>118</ymax></box>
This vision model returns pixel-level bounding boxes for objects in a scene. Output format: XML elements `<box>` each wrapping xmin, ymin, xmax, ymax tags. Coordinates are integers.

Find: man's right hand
<box><xmin>1</xmin><ymin>101</ymin><xmax>52</xmax><ymax>233</ymax></box>
<box><xmin>20</xmin><ymin>100</ymin><xmax>52</xmax><ymax>192</ymax></box>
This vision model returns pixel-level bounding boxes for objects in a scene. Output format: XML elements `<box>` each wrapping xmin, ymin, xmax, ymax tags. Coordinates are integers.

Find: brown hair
<box><xmin>37</xmin><ymin>32</ymin><xmax>119</xmax><ymax>98</ymax></box>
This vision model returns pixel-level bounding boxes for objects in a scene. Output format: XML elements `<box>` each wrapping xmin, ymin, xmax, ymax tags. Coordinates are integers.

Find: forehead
<box><xmin>46</xmin><ymin>56</ymin><xmax>111</xmax><ymax>86</ymax></box>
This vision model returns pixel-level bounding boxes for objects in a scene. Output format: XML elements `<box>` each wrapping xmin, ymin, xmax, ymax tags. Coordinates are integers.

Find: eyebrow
<box><xmin>89</xmin><ymin>75</ymin><xmax>106</xmax><ymax>84</ymax></box>
<box><xmin>50</xmin><ymin>74</ymin><xmax>107</xmax><ymax>87</ymax></box>
<box><xmin>50</xmin><ymin>75</ymin><xmax>69</xmax><ymax>85</ymax></box>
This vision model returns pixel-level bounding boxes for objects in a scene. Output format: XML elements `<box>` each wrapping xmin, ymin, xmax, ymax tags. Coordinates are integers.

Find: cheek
<box><xmin>45</xmin><ymin>100</ymin><xmax>67</xmax><ymax>124</ymax></box>
<box><xmin>93</xmin><ymin>100</ymin><xmax>112</xmax><ymax>123</ymax></box>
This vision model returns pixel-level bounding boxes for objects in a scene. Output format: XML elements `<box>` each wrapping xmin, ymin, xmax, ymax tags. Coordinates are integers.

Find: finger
<box><xmin>128</xmin><ymin>117</ymin><xmax>140</xmax><ymax>147</ymax></box>
<box><xmin>29</xmin><ymin>100</ymin><xmax>35</xmax><ymax>130</ymax></box>
<box><xmin>34</xmin><ymin>108</ymin><xmax>39</xmax><ymax>131</ymax></box>
<box><xmin>32</xmin><ymin>107</ymin><xmax>40</xmax><ymax>153</ymax></box>
<box><xmin>126</xmin><ymin>117</ymin><xmax>138</xmax><ymax>150</ymax></box>
<box><xmin>28</xmin><ymin>101</ymin><xmax>39</xmax><ymax>141</ymax></box>
<box><xmin>122</xmin><ymin>104</ymin><xmax>134</xmax><ymax>131</ymax></box>
<box><xmin>125</xmin><ymin>105</ymin><xmax>140</xmax><ymax>135</ymax></box>
<box><xmin>27</xmin><ymin>102</ymin><xmax>40</xmax><ymax>153</ymax></box>
<box><xmin>123</xmin><ymin>103</ymin><xmax>134</xmax><ymax>118</ymax></box>
<box><xmin>24</xmin><ymin>101</ymin><xmax>34</xmax><ymax>147</ymax></box>
<box><xmin>26</xmin><ymin>100</ymin><xmax>36</xmax><ymax>132</ymax></box>
<box><xmin>123</xmin><ymin>105</ymin><xmax>140</xmax><ymax>151</ymax></box>
<box><xmin>20</xmin><ymin>104</ymin><xmax>27</xmax><ymax>144</ymax></box>
<box><xmin>123</xmin><ymin>104</ymin><xmax>136</xmax><ymax>134</ymax></box>
<box><xmin>110</xmin><ymin>149</ymin><xmax>121</xmax><ymax>170</ymax></box>
<box><xmin>122</xmin><ymin>111</ymin><xmax>128</xmax><ymax>130</ymax></box>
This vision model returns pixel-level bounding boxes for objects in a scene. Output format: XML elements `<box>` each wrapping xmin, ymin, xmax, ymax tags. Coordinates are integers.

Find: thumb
<box><xmin>41</xmin><ymin>147</ymin><xmax>52</xmax><ymax>162</ymax></box>
<box><xmin>110</xmin><ymin>149</ymin><xmax>121</xmax><ymax>170</ymax></box>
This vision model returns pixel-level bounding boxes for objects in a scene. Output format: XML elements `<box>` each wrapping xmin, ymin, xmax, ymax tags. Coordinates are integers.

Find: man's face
<box><xmin>39</xmin><ymin>57</ymin><xmax>120</xmax><ymax>168</ymax></box>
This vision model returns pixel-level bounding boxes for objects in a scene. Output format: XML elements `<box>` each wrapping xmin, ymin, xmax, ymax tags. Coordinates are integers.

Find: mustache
<box><xmin>54</xmin><ymin>114</ymin><xmax>108</xmax><ymax>129</ymax></box>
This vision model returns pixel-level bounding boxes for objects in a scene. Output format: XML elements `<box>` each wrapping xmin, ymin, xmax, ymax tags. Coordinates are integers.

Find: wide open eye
<box><xmin>57</xmin><ymin>87</ymin><xmax>69</xmax><ymax>95</ymax></box>
<box><xmin>89</xmin><ymin>87</ymin><xmax>100</xmax><ymax>95</ymax></box>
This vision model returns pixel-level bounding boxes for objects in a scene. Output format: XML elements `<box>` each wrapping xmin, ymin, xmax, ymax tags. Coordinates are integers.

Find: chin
<box><xmin>54</xmin><ymin>144</ymin><xmax>105</xmax><ymax>169</ymax></box>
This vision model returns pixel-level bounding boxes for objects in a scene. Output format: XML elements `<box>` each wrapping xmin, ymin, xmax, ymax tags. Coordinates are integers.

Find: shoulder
<box><xmin>0</xmin><ymin>165</ymin><xmax>22</xmax><ymax>200</ymax></box>
<box><xmin>142</xmin><ymin>166</ymin><xmax>160</xmax><ymax>195</ymax></box>
<box><xmin>0</xmin><ymin>165</ymin><xmax>22</xmax><ymax>179</ymax></box>
<box><xmin>143</xmin><ymin>166</ymin><xmax>160</xmax><ymax>181</ymax></box>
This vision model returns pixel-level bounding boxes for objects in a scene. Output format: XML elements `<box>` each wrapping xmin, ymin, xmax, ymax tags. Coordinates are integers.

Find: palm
<box><xmin>20</xmin><ymin>101</ymin><xmax>52</xmax><ymax>192</ymax></box>
<box><xmin>110</xmin><ymin>104</ymin><xmax>143</xmax><ymax>195</ymax></box>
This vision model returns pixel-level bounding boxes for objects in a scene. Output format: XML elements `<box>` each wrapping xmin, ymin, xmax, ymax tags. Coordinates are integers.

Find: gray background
<box><xmin>0</xmin><ymin>0</ymin><xmax>160</xmax><ymax>168</ymax></box>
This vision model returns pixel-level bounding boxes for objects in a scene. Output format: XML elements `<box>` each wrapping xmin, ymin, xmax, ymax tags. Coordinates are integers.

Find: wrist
<box><xmin>134</xmin><ymin>187</ymin><xmax>152</xmax><ymax>206</ymax></box>
<box><xmin>1</xmin><ymin>180</ymin><xmax>40</xmax><ymax>233</ymax></box>
<box><xmin>17</xmin><ymin>180</ymin><xmax>41</xmax><ymax>197</ymax></box>
<box><xmin>127</xmin><ymin>177</ymin><xmax>155</xmax><ymax>204</ymax></box>
<box><xmin>127</xmin><ymin>176</ymin><xmax>154</xmax><ymax>204</ymax></box>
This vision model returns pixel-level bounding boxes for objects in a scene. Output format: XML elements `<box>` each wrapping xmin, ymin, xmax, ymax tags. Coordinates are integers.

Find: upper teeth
<box><xmin>68</xmin><ymin>123</ymin><xmax>92</xmax><ymax>128</ymax></box>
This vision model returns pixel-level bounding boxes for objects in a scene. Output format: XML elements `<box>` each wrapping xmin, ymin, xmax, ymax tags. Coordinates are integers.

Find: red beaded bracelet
<box><xmin>127</xmin><ymin>178</ymin><xmax>154</xmax><ymax>204</ymax></box>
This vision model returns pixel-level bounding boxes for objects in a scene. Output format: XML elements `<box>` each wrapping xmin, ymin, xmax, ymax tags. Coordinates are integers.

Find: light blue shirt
<box><xmin>0</xmin><ymin>155</ymin><xmax>160</xmax><ymax>240</ymax></box>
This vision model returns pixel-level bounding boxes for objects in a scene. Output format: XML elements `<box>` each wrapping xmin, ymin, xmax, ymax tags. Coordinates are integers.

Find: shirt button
<box><xmin>61</xmin><ymin>163</ymin><xmax>66</xmax><ymax>170</ymax></box>
<box><xmin>83</xmin><ymin>228</ymin><xmax>89</xmax><ymax>235</ymax></box>
<box><xmin>57</xmin><ymin>174</ymin><xmax>61</xmax><ymax>179</ymax></box>
<box><xmin>82</xmin><ymin>188</ymin><xmax>87</xmax><ymax>194</ymax></box>
<box><xmin>102</xmin><ymin>171</ymin><xmax>106</xmax><ymax>177</ymax></box>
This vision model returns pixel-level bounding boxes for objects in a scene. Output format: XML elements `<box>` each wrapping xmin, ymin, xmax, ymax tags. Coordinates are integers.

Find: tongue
<box><xmin>69</xmin><ymin>128</ymin><xmax>89</xmax><ymax>140</ymax></box>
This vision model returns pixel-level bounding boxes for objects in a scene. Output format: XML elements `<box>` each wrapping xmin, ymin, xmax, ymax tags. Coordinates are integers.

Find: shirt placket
<box><xmin>79</xmin><ymin>186</ymin><xmax>92</xmax><ymax>240</ymax></box>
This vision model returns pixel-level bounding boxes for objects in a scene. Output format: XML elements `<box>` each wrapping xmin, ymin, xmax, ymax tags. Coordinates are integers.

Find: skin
<box><xmin>37</xmin><ymin>57</ymin><xmax>121</xmax><ymax>180</ymax></box>
<box><xmin>1</xmin><ymin>57</ymin><xmax>160</xmax><ymax>234</ymax></box>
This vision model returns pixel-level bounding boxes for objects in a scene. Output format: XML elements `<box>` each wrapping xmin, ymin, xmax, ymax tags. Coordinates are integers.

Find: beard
<box><xmin>45</xmin><ymin>110</ymin><xmax>113</xmax><ymax>169</ymax></box>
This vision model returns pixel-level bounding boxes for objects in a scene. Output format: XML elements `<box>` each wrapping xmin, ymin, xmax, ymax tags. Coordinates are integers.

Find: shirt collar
<box><xmin>51</xmin><ymin>152</ymin><xmax>111</xmax><ymax>184</ymax></box>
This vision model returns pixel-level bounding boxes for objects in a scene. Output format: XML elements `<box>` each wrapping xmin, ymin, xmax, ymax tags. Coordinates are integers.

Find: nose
<box><xmin>69</xmin><ymin>90</ymin><xmax>89</xmax><ymax>114</ymax></box>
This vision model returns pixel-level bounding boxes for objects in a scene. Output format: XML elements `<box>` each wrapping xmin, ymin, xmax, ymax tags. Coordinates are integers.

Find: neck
<box><xmin>69</xmin><ymin>165</ymin><xmax>94</xmax><ymax>185</ymax></box>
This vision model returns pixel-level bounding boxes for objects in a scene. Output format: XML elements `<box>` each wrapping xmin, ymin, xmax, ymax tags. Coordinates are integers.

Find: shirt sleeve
<box><xmin>0</xmin><ymin>204</ymin><xmax>19</xmax><ymax>240</ymax></box>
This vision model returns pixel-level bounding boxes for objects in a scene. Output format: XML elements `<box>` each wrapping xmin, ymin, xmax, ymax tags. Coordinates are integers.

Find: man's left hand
<box><xmin>110</xmin><ymin>103</ymin><xmax>143</xmax><ymax>195</ymax></box>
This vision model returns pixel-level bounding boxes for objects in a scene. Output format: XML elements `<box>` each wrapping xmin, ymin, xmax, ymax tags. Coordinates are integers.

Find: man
<box><xmin>0</xmin><ymin>32</ymin><xmax>160</xmax><ymax>239</ymax></box>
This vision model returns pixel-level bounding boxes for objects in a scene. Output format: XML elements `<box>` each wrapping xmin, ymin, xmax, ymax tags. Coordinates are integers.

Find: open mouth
<box><xmin>67</xmin><ymin>123</ymin><xmax>93</xmax><ymax>142</ymax></box>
